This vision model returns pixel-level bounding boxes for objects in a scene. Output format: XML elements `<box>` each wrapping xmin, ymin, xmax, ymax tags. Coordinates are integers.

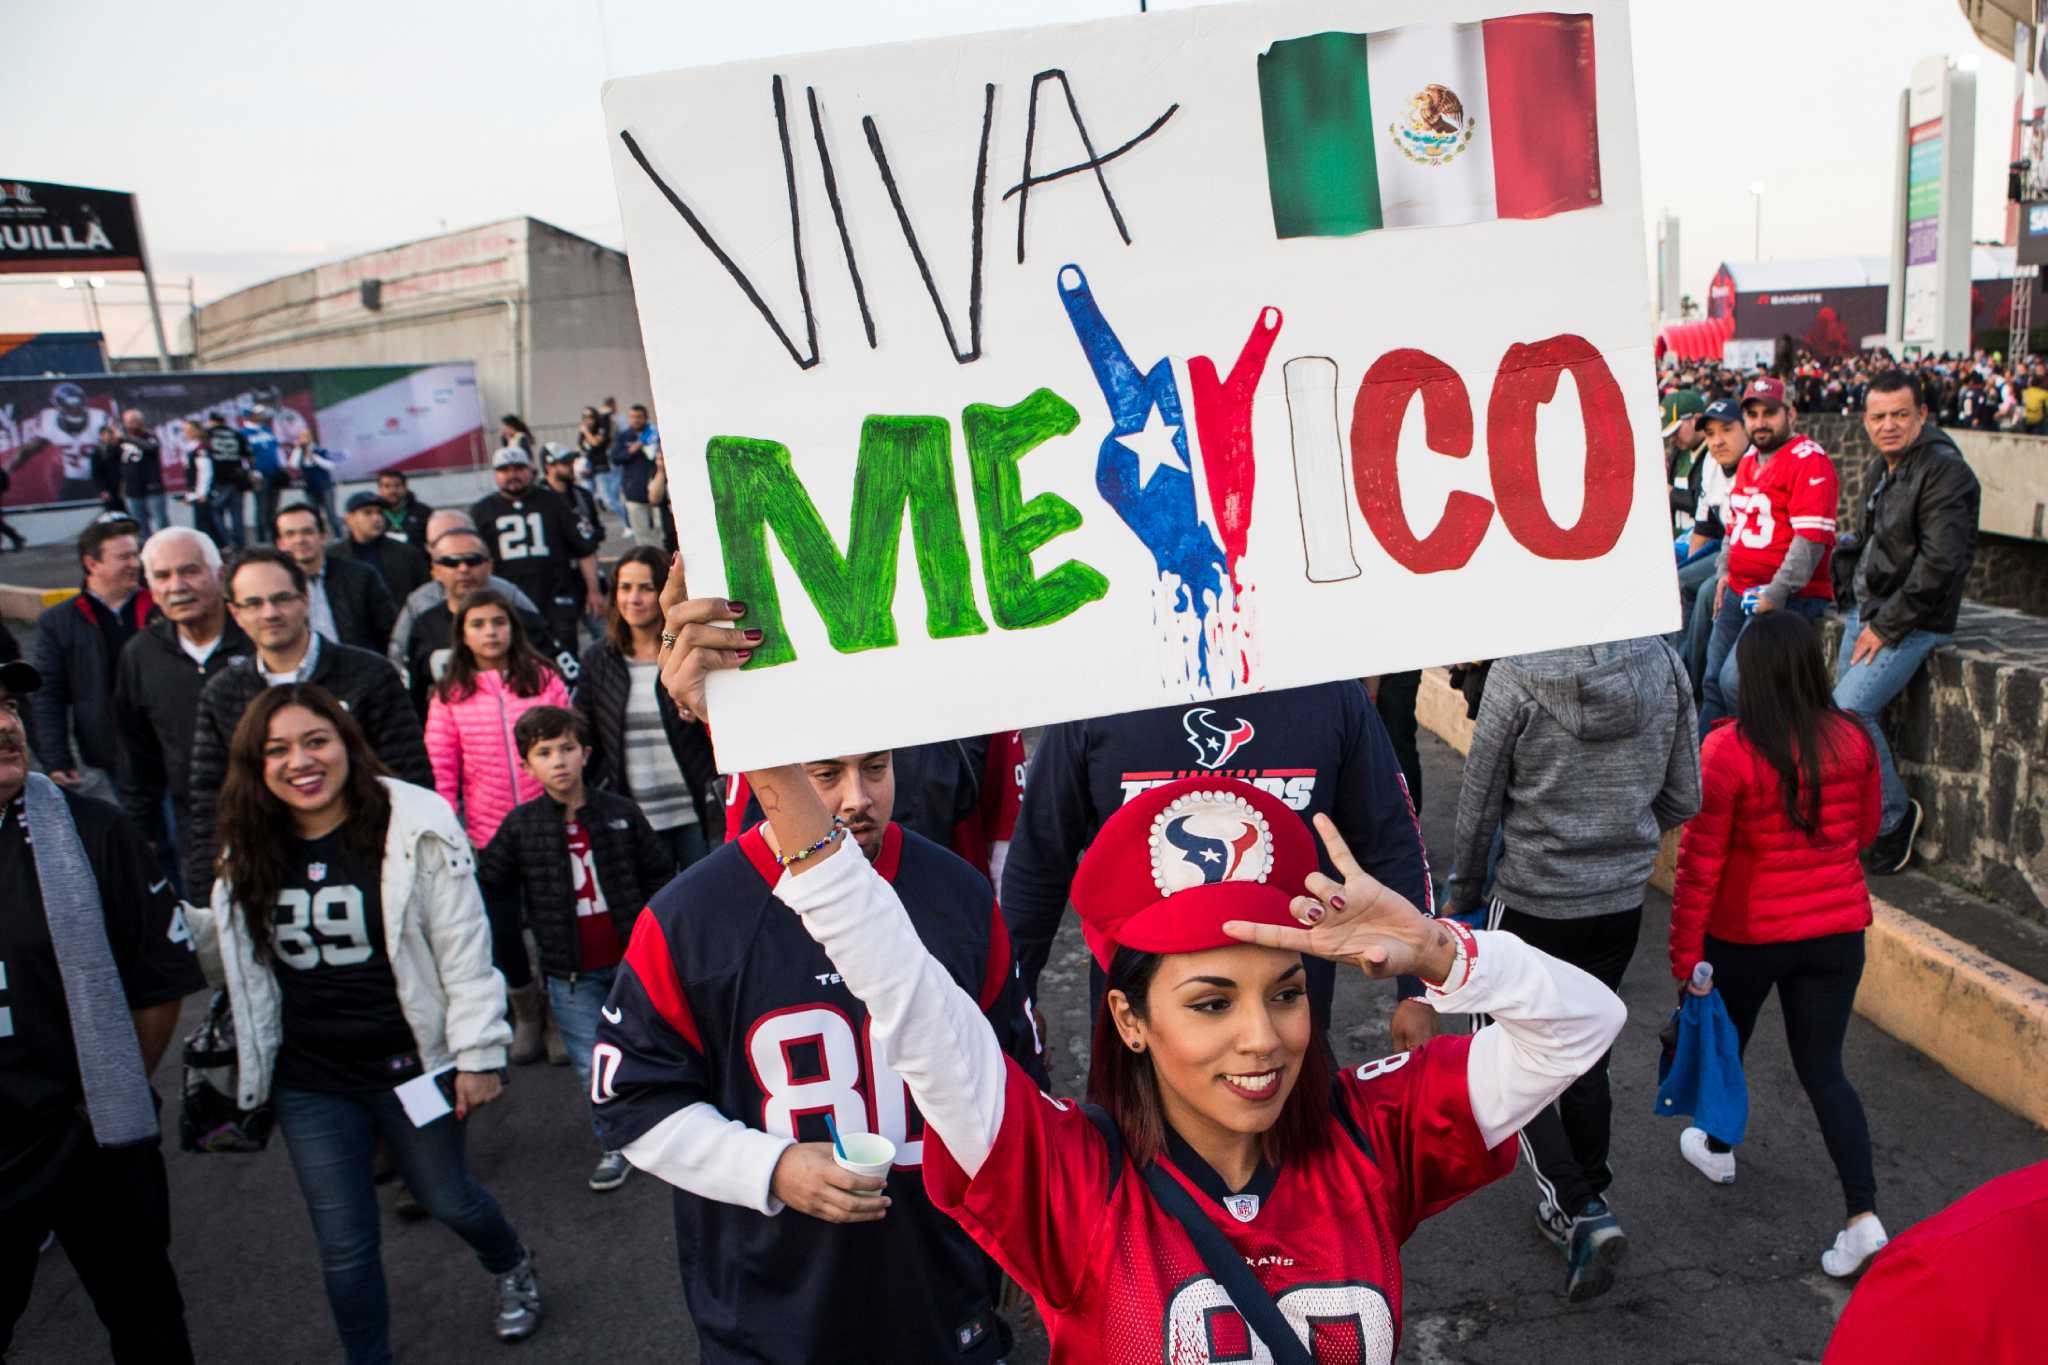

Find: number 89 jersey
<box><xmin>1722</xmin><ymin>435</ymin><xmax>1839</xmax><ymax>598</ymax></box>
<box><xmin>593</xmin><ymin>824</ymin><xmax>1040</xmax><ymax>1365</ymax></box>
<box><xmin>269</xmin><ymin>827</ymin><xmax>422</xmax><ymax>1091</ymax></box>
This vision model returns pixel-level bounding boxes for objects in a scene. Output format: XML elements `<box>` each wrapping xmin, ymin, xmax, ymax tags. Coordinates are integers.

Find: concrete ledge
<box><xmin>0</xmin><ymin>583</ymin><xmax>75</xmax><ymax>624</ymax></box>
<box><xmin>1416</xmin><ymin>666</ymin><xmax>2048</xmax><ymax>1130</ymax></box>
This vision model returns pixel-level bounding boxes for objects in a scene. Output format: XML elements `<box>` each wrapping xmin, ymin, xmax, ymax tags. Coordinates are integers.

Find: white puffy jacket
<box><xmin>189</xmin><ymin>778</ymin><xmax>511</xmax><ymax>1110</ymax></box>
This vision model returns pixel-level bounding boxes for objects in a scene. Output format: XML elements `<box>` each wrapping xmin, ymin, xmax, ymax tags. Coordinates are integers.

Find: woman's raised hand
<box><xmin>655</xmin><ymin>553</ymin><xmax>756</xmax><ymax>724</ymax></box>
<box><xmin>1223</xmin><ymin>813</ymin><xmax>1455</xmax><ymax>982</ymax></box>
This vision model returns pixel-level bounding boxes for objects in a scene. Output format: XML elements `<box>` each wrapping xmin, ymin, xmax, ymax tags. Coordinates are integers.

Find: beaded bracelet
<box><xmin>774</xmin><ymin>820</ymin><xmax>846</xmax><ymax>869</ymax></box>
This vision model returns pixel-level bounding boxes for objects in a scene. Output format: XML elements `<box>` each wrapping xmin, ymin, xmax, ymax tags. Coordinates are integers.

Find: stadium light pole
<box><xmin>1749</xmin><ymin>182</ymin><xmax>1765</xmax><ymax>260</ymax></box>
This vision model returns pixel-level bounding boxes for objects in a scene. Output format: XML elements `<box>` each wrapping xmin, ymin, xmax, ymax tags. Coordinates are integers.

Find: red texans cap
<box><xmin>1741</xmin><ymin>376</ymin><xmax>1787</xmax><ymax>408</ymax></box>
<box><xmin>1070</xmin><ymin>776</ymin><xmax>1318</xmax><ymax>969</ymax></box>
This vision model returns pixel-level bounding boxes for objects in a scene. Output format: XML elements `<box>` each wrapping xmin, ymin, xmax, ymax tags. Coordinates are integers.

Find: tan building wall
<box><xmin>190</xmin><ymin>218</ymin><xmax>652</xmax><ymax>449</ymax></box>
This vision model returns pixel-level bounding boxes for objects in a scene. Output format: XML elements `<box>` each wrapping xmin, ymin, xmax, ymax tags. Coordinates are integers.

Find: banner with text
<box><xmin>0</xmin><ymin>179</ymin><xmax>145</xmax><ymax>275</ymax></box>
<box><xmin>0</xmin><ymin>363</ymin><xmax>483</xmax><ymax>507</ymax></box>
<box><xmin>606</xmin><ymin>0</ymin><xmax>1670</xmax><ymax>770</ymax></box>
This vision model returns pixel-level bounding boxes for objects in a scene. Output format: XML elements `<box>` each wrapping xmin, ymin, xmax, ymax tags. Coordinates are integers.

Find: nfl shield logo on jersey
<box><xmin>307</xmin><ymin>862</ymin><xmax>327</xmax><ymax>882</ymax></box>
<box><xmin>1226</xmin><ymin>1193</ymin><xmax>1261</xmax><ymax>1223</ymax></box>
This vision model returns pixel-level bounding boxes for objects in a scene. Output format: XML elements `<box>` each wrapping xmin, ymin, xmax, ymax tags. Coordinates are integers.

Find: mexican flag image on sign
<box><xmin>1257</xmin><ymin>11</ymin><xmax>1601</xmax><ymax>237</ymax></box>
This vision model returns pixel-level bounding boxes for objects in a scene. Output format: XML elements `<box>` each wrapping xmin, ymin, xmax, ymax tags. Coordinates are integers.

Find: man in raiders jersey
<box><xmin>469</xmin><ymin>448</ymin><xmax>600</xmax><ymax>657</ymax></box>
<box><xmin>592</xmin><ymin>747</ymin><xmax>1040</xmax><ymax>1363</ymax></box>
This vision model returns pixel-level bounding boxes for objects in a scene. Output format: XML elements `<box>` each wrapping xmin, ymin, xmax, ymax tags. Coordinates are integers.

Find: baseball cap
<box><xmin>1660</xmin><ymin>387</ymin><xmax>1705</xmax><ymax>437</ymax></box>
<box><xmin>491</xmin><ymin>446</ymin><xmax>533</xmax><ymax>469</ymax></box>
<box><xmin>1740</xmin><ymin>376</ymin><xmax>1787</xmax><ymax>408</ymax></box>
<box><xmin>542</xmin><ymin>442</ymin><xmax>575</xmax><ymax>464</ymax></box>
<box><xmin>1699</xmin><ymin>398</ymin><xmax>1744</xmax><ymax>429</ymax></box>
<box><xmin>0</xmin><ymin>659</ymin><xmax>42</xmax><ymax>698</ymax></box>
<box><xmin>344</xmin><ymin>490</ymin><xmax>386</xmax><ymax>513</ymax></box>
<box><xmin>1069</xmin><ymin>776</ymin><xmax>1318</xmax><ymax>970</ymax></box>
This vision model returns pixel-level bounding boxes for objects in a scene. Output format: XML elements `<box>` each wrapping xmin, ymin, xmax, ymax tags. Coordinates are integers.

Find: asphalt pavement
<box><xmin>13</xmin><ymin>732</ymin><xmax>2045</xmax><ymax>1364</ymax></box>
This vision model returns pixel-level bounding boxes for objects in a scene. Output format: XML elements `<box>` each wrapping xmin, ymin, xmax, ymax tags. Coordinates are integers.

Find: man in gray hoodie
<box><xmin>1439</xmin><ymin>635</ymin><xmax>1700</xmax><ymax>1303</ymax></box>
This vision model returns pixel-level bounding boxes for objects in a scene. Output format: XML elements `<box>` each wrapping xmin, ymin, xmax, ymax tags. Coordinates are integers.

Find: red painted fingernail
<box><xmin>744</xmin><ymin>628</ymin><xmax>763</xmax><ymax>642</ymax></box>
<box><xmin>736</xmin><ymin>650</ymin><xmax>753</xmax><ymax>663</ymax></box>
<box><xmin>726</xmin><ymin>600</ymin><xmax>747</xmax><ymax>615</ymax></box>
<box><xmin>1330</xmin><ymin>895</ymin><xmax>1346</xmax><ymax>911</ymax></box>
<box><xmin>1301</xmin><ymin>904</ymin><xmax>1325</xmax><ymax>924</ymax></box>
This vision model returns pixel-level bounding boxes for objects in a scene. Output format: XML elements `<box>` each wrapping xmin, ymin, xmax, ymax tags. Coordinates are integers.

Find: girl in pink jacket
<box><xmin>425</xmin><ymin>589</ymin><xmax>573</xmax><ymax>847</ymax></box>
<box><xmin>425</xmin><ymin>588</ymin><xmax>570</xmax><ymax>1061</ymax></box>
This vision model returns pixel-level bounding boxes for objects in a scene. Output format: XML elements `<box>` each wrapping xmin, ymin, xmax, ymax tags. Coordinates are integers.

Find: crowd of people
<box><xmin>1663</xmin><ymin>343</ymin><xmax>2048</xmax><ymax>431</ymax></box>
<box><xmin>2</xmin><ymin>366</ymin><xmax>2040</xmax><ymax>1365</ymax></box>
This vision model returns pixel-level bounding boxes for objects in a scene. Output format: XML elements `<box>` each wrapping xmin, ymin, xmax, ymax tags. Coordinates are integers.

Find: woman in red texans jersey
<box><xmin>657</xmin><ymin>594</ymin><xmax>1626</xmax><ymax>1364</ymax></box>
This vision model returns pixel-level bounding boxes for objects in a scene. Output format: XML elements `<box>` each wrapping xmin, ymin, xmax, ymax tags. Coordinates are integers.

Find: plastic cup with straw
<box><xmin>824</xmin><ymin>1112</ymin><xmax>895</xmax><ymax>1178</ymax></box>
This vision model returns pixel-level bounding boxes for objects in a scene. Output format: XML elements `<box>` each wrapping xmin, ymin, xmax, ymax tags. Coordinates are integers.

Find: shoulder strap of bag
<box><xmin>1136</xmin><ymin>1161</ymin><xmax>1312</xmax><ymax>1364</ymax></box>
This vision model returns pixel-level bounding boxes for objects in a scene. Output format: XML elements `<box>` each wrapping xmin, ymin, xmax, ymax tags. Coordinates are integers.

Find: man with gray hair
<box><xmin>113</xmin><ymin>527</ymin><xmax>250</xmax><ymax>892</ymax></box>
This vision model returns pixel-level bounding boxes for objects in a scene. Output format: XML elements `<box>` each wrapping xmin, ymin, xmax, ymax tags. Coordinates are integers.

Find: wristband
<box><xmin>1421</xmin><ymin>918</ymin><xmax>1478</xmax><ymax>996</ymax></box>
<box><xmin>774</xmin><ymin>820</ymin><xmax>845</xmax><ymax>869</ymax></box>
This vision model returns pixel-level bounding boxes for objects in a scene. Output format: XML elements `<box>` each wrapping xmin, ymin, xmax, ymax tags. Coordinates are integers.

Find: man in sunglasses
<box><xmin>386</xmin><ymin>512</ymin><xmax>552</xmax><ymax>675</ymax></box>
<box><xmin>181</xmin><ymin>547</ymin><xmax>432</xmax><ymax>898</ymax></box>
<box><xmin>399</xmin><ymin>526</ymin><xmax>581</xmax><ymax>715</ymax></box>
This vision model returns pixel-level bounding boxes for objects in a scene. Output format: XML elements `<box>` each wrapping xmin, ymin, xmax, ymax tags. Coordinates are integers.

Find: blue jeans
<box><xmin>545</xmin><ymin>964</ymin><xmax>619</xmax><ymax>1141</ymax></box>
<box><xmin>1699</xmin><ymin>590</ymin><xmax>1828</xmax><ymax>737</ymax></box>
<box><xmin>596</xmin><ymin>468</ymin><xmax>626</xmax><ymax>525</ymax></box>
<box><xmin>274</xmin><ymin>1085</ymin><xmax>524</xmax><ymax>1365</ymax></box>
<box><xmin>656</xmin><ymin>820</ymin><xmax>708</xmax><ymax>875</ymax></box>
<box><xmin>1833</xmin><ymin>607</ymin><xmax>1946</xmax><ymax>836</ymax></box>
<box><xmin>207</xmin><ymin>488</ymin><xmax>245</xmax><ymax>548</ymax></box>
<box><xmin>1669</xmin><ymin>549</ymin><xmax>1720</xmax><ymax>654</ymax></box>
<box><xmin>127</xmin><ymin>490</ymin><xmax>170</xmax><ymax>537</ymax></box>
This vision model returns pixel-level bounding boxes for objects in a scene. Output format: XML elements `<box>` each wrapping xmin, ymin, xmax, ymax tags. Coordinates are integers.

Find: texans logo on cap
<box><xmin>1149</xmin><ymin>791</ymin><xmax>1273</xmax><ymax>897</ymax></box>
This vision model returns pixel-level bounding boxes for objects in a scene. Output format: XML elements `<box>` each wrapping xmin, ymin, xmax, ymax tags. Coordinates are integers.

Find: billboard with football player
<box><xmin>0</xmin><ymin>363</ymin><xmax>484</xmax><ymax>507</ymax></box>
<box><xmin>606</xmin><ymin>0</ymin><xmax>1672</xmax><ymax>769</ymax></box>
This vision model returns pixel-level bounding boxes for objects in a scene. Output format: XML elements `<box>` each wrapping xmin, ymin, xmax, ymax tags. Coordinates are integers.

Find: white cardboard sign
<box><xmin>605</xmin><ymin>0</ymin><xmax>1674</xmax><ymax>770</ymax></box>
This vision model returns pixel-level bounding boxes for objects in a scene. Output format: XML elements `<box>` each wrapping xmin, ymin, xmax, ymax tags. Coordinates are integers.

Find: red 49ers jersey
<box><xmin>924</xmin><ymin>1033</ymin><xmax>1515</xmax><ymax>1363</ymax></box>
<box><xmin>1722</xmin><ymin>435</ymin><xmax>1838</xmax><ymax>597</ymax></box>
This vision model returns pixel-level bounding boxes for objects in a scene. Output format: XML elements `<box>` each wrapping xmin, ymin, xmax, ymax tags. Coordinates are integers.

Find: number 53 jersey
<box><xmin>593</xmin><ymin>823</ymin><xmax>1041</xmax><ymax>1365</ymax></box>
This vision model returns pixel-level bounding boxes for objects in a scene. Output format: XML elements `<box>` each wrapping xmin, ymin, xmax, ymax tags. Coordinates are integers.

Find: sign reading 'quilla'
<box><xmin>606</xmin><ymin>0</ymin><xmax>1670</xmax><ymax>770</ymax></box>
<box><xmin>0</xmin><ymin>179</ymin><xmax>145</xmax><ymax>275</ymax></box>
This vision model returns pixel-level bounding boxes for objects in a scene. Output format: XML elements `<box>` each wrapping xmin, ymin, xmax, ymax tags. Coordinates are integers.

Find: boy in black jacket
<box><xmin>479</xmin><ymin>706</ymin><xmax>675</xmax><ymax>1192</ymax></box>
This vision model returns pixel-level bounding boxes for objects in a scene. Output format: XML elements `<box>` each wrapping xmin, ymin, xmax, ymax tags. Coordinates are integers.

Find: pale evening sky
<box><xmin>3</xmin><ymin>0</ymin><xmax>2027</xmax><ymax>356</ymax></box>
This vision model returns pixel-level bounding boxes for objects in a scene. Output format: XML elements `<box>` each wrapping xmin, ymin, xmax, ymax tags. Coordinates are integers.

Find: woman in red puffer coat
<box><xmin>424</xmin><ymin>588</ymin><xmax>570</xmax><ymax>1061</ymax></box>
<box><xmin>1669</xmin><ymin>610</ymin><xmax>1884</xmax><ymax>1278</ymax></box>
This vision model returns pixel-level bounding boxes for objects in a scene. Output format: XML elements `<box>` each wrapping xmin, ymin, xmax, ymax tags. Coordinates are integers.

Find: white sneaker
<box><xmin>1679</xmin><ymin>1127</ymin><xmax>1736</xmax><ymax>1185</ymax></box>
<box><xmin>1821</xmin><ymin>1216</ymin><xmax>1888</xmax><ymax>1278</ymax></box>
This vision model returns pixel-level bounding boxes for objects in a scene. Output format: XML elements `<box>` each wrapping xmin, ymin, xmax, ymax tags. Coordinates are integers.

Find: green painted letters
<box><xmin>963</xmin><ymin>388</ymin><xmax>1108</xmax><ymax>629</ymax></box>
<box><xmin>705</xmin><ymin>416</ymin><xmax>987</xmax><ymax>667</ymax></box>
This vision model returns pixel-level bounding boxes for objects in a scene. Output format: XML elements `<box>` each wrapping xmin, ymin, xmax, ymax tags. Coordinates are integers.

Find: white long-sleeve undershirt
<box><xmin>774</xmin><ymin>835</ymin><xmax>1627</xmax><ymax>1177</ymax></box>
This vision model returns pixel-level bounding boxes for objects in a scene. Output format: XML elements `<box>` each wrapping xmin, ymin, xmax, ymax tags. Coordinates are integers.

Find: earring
<box><xmin>1128</xmin><ymin>1040</ymin><xmax>1145</xmax><ymax>1054</ymax></box>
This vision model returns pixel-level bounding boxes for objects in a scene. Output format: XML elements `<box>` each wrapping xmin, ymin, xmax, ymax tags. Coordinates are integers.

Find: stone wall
<box><xmin>1820</xmin><ymin>605</ymin><xmax>2048</xmax><ymax>923</ymax></box>
<box><xmin>1801</xmin><ymin>413</ymin><xmax>2048</xmax><ymax>616</ymax></box>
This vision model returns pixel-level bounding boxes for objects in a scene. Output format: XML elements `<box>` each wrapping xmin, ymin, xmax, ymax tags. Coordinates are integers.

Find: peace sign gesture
<box><xmin>1224</xmin><ymin>813</ymin><xmax>1458</xmax><ymax>984</ymax></box>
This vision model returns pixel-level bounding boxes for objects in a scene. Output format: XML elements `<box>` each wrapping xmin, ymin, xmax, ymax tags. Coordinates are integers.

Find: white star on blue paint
<box><xmin>1121</xmin><ymin>406</ymin><xmax>1187</xmax><ymax>490</ymax></box>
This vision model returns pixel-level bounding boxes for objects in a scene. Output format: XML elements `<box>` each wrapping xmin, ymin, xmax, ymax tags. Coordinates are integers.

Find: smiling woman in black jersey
<box><xmin>191</xmin><ymin>683</ymin><xmax>542</xmax><ymax>1364</ymax></box>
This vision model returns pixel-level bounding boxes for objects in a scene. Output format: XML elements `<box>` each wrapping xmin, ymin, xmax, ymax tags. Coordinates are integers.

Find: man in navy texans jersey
<box><xmin>1003</xmin><ymin>681</ymin><xmax>1433</xmax><ymax>1049</ymax></box>
<box><xmin>591</xmin><ymin>748</ymin><xmax>1040</xmax><ymax>1364</ymax></box>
